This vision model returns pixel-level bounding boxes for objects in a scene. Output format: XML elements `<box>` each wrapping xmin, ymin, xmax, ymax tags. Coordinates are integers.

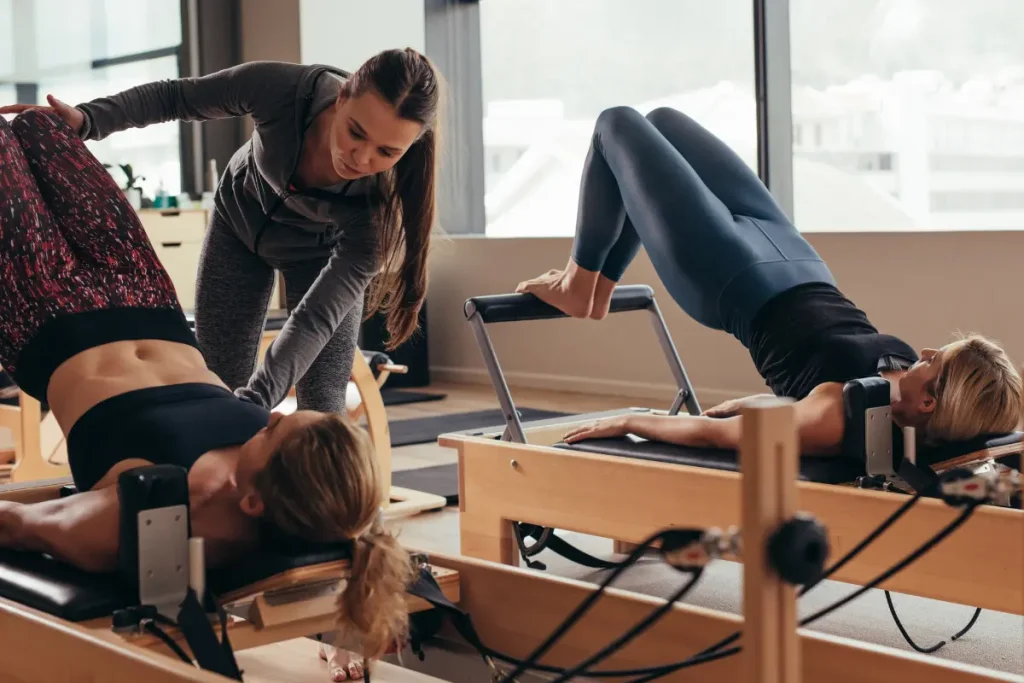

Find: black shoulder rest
<box><xmin>0</xmin><ymin>537</ymin><xmax>352</xmax><ymax>622</ymax></box>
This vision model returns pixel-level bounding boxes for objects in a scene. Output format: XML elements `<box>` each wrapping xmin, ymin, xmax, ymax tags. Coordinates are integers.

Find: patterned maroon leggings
<box><xmin>0</xmin><ymin>110</ymin><xmax>190</xmax><ymax>398</ymax></box>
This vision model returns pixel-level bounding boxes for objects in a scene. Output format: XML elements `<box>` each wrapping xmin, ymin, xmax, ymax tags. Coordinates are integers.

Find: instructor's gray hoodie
<box><xmin>76</xmin><ymin>61</ymin><xmax>381</xmax><ymax>409</ymax></box>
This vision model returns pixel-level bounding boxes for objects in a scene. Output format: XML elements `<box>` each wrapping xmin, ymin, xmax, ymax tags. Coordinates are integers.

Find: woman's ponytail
<box><xmin>336</xmin><ymin>521</ymin><xmax>415</xmax><ymax>659</ymax></box>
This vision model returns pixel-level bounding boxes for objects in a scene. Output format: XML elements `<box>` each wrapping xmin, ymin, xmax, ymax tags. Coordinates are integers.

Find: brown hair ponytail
<box><xmin>252</xmin><ymin>414</ymin><xmax>415</xmax><ymax>657</ymax></box>
<box><xmin>337</xmin><ymin>519</ymin><xmax>415</xmax><ymax>658</ymax></box>
<box><xmin>346</xmin><ymin>47</ymin><xmax>444</xmax><ymax>350</ymax></box>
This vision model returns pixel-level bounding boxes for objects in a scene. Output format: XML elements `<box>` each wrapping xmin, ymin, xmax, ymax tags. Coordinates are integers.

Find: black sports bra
<box><xmin>67</xmin><ymin>383</ymin><xmax>271</xmax><ymax>491</ymax></box>
<box><xmin>748</xmin><ymin>283</ymin><xmax>918</xmax><ymax>399</ymax></box>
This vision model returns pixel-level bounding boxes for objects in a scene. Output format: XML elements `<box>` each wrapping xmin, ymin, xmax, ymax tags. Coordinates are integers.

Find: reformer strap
<box><xmin>517</xmin><ymin>524</ymin><xmax>618</xmax><ymax>570</ymax></box>
<box><xmin>176</xmin><ymin>589</ymin><xmax>243</xmax><ymax>681</ymax></box>
<box><xmin>405</xmin><ymin>567</ymin><xmax>494</xmax><ymax>668</ymax></box>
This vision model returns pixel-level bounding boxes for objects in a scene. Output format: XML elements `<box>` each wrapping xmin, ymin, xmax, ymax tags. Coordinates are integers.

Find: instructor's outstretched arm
<box><xmin>1</xmin><ymin>61</ymin><xmax>310</xmax><ymax>140</ymax></box>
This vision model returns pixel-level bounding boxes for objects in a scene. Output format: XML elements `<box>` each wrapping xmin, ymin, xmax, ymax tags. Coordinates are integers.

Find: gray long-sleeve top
<box><xmin>76</xmin><ymin>61</ymin><xmax>381</xmax><ymax>410</ymax></box>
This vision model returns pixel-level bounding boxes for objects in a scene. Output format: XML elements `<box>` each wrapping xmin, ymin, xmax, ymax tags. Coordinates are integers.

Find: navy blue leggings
<box><xmin>571</xmin><ymin>106</ymin><xmax>835</xmax><ymax>346</ymax></box>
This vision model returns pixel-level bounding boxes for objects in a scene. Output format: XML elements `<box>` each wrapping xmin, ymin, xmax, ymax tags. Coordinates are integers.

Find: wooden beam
<box><xmin>741</xmin><ymin>398</ymin><xmax>800</xmax><ymax>683</ymax></box>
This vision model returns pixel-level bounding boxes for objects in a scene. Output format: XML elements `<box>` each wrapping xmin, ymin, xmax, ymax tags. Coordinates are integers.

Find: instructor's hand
<box><xmin>0</xmin><ymin>94</ymin><xmax>85</xmax><ymax>134</ymax></box>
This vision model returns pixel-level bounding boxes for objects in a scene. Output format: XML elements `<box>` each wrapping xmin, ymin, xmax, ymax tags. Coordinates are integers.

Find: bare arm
<box><xmin>563</xmin><ymin>383</ymin><xmax>847</xmax><ymax>454</ymax></box>
<box><xmin>0</xmin><ymin>488</ymin><xmax>120</xmax><ymax>573</ymax></box>
<box><xmin>702</xmin><ymin>393</ymin><xmax>778</xmax><ymax>418</ymax></box>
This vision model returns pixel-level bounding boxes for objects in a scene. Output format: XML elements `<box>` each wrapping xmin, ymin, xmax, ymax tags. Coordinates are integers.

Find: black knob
<box><xmin>767</xmin><ymin>514</ymin><xmax>829</xmax><ymax>586</ymax></box>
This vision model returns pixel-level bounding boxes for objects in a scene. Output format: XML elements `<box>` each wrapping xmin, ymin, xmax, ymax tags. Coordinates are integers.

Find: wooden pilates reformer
<box><xmin>0</xmin><ymin>400</ymin><xmax>1015</xmax><ymax>683</ymax></box>
<box><xmin>442</xmin><ymin>285</ymin><xmax>1024</xmax><ymax>617</ymax></box>
<box><xmin>0</xmin><ymin>313</ymin><xmax>444</xmax><ymax>518</ymax></box>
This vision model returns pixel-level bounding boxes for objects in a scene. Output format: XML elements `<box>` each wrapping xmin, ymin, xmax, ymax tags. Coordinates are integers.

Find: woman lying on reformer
<box><xmin>516</xmin><ymin>105</ymin><xmax>1022</xmax><ymax>453</ymax></box>
<box><xmin>0</xmin><ymin>110</ymin><xmax>408</xmax><ymax>679</ymax></box>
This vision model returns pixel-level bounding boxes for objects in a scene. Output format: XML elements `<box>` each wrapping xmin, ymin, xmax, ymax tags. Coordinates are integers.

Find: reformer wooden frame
<box><xmin>0</xmin><ymin>401</ymin><xmax>1015</xmax><ymax>683</ymax></box>
<box><xmin>0</xmin><ymin>347</ymin><xmax>446</xmax><ymax>518</ymax></box>
<box><xmin>440</xmin><ymin>415</ymin><xmax>1024</xmax><ymax>616</ymax></box>
<box><xmin>347</xmin><ymin>350</ymin><xmax>446</xmax><ymax>519</ymax></box>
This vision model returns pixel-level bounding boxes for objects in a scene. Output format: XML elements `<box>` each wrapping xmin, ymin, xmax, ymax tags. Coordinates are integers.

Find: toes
<box><xmin>347</xmin><ymin>662</ymin><xmax>364</xmax><ymax>680</ymax></box>
<box><xmin>330</xmin><ymin>666</ymin><xmax>349</xmax><ymax>682</ymax></box>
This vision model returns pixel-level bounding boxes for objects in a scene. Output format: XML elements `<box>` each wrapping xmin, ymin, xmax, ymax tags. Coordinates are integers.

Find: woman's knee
<box><xmin>644</xmin><ymin>106</ymin><xmax>694</xmax><ymax>131</ymax></box>
<box><xmin>594</xmin><ymin>105</ymin><xmax>648</xmax><ymax>142</ymax></box>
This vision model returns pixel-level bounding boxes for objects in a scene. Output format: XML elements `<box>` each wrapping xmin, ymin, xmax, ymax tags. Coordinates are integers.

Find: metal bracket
<box><xmin>863</xmin><ymin>405</ymin><xmax>894</xmax><ymax>477</ymax></box>
<box><xmin>137</xmin><ymin>504</ymin><xmax>191</xmax><ymax>619</ymax></box>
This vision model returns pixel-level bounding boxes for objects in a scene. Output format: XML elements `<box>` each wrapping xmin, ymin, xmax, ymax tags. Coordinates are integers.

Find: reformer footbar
<box><xmin>463</xmin><ymin>285</ymin><xmax>701</xmax><ymax>569</ymax></box>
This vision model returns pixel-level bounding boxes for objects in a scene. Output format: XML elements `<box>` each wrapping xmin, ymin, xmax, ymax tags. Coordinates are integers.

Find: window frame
<box><xmin>421</xmin><ymin>0</ymin><xmax>789</xmax><ymax>236</ymax></box>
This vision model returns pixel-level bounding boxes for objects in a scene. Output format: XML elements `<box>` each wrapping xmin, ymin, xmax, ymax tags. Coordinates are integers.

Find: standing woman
<box><xmin>0</xmin><ymin>48</ymin><xmax>442</xmax><ymax>415</ymax></box>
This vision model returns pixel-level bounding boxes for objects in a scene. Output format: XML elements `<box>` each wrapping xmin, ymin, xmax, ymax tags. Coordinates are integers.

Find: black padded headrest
<box><xmin>0</xmin><ymin>540</ymin><xmax>352</xmax><ymax>622</ymax></box>
<box><xmin>840</xmin><ymin>377</ymin><xmax>1023</xmax><ymax>476</ymax></box>
<box><xmin>557</xmin><ymin>436</ymin><xmax>865</xmax><ymax>484</ymax></box>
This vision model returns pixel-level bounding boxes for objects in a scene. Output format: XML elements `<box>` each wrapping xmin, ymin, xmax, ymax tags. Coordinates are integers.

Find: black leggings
<box><xmin>569</xmin><ymin>106</ymin><xmax>835</xmax><ymax>345</ymax></box>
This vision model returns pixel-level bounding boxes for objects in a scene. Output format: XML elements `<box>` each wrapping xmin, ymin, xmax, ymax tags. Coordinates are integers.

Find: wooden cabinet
<box><xmin>138</xmin><ymin>209</ymin><xmax>207</xmax><ymax>311</ymax></box>
<box><xmin>138</xmin><ymin>209</ymin><xmax>282</xmax><ymax>312</ymax></box>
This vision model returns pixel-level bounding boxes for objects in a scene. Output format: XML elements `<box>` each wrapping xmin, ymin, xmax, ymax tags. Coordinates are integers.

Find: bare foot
<box><xmin>319</xmin><ymin>643</ymin><xmax>365</xmax><ymax>681</ymax></box>
<box><xmin>589</xmin><ymin>274</ymin><xmax>618</xmax><ymax>320</ymax></box>
<box><xmin>515</xmin><ymin>261</ymin><xmax>599</xmax><ymax>319</ymax></box>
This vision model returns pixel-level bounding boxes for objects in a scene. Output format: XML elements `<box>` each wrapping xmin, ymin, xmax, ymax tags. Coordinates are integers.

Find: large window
<box><xmin>0</xmin><ymin>0</ymin><xmax>182</xmax><ymax>199</ymax></box>
<box><xmin>790</xmin><ymin>0</ymin><xmax>1024</xmax><ymax>231</ymax></box>
<box><xmin>478</xmin><ymin>0</ymin><xmax>756</xmax><ymax>237</ymax></box>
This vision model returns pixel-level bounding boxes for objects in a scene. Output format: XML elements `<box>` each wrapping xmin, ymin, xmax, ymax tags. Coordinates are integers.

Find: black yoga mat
<box><xmin>380</xmin><ymin>389</ymin><xmax>447</xmax><ymax>406</ymax></box>
<box><xmin>388</xmin><ymin>407</ymin><xmax>570</xmax><ymax>447</ymax></box>
<box><xmin>392</xmin><ymin>464</ymin><xmax>460</xmax><ymax>505</ymax></box>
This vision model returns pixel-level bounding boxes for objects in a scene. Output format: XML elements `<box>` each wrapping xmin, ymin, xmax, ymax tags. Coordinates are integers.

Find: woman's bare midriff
<box><xmin>46</xmin><ymin>340</ymin><xmax>229</xmax><ymax>436</ymax></box>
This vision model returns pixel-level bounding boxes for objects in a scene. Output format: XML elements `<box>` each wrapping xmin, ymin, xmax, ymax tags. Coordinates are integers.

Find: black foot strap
<box><xmin>176</xmin><ymin>589</ymin><xmax>244</xmax><ymax>680</ymax></box>
<box><xmin>406</xmin><ymin>566</ymin><xmax>498</xmax><ymax>673</ymax></box>
<box><xmin>516</xmin><ymin>524</ymin><xmax>619</xmax><ymax>570</ymax></box>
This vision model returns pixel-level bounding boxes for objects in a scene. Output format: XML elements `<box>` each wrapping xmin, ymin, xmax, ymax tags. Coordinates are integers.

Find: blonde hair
<box><xmin>252</xmin><ymin>415</ymin><xmax>413</xmax><ymax>659</ymax></box>
<box><xmin>927</xmin><ymin>334</ymin><xmax>1023</xmax><ymax>443</ymax></box>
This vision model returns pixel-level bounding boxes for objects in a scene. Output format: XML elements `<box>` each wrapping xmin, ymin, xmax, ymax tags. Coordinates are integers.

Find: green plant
<box><xmin>103</xmin><ymin>163</ymin><xmax>145</xmax><ymax>190</ymax></box>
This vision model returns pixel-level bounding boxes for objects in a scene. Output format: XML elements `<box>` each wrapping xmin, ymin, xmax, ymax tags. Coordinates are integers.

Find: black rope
<box><xmin>589</xmin><ymin>498</ymin><xmax>982</xmax><ymax>681</ymax></box>
<box><xmin>799</xmin><ymin>491</ymin><xmax>923</xmax><ymax>595</ymax></box>
<box><xmin>590</xmin><ymin>492</ymin><xmax>927</xmax><ymax>681</ymax></box>
<box><xmin>884</xmin><ymin>591</ymin><xmax>982</xmax><ymax>653</ymax></box>
<box><xmin>798</xmin><ymin>504</ymin><xmax>978</xmax><ymax>628</ymax></box>
<box><xmin>497</xmin><ymin>528</ymin><xmax>704</xmax><ymax>682</ymax></box>
<box><xmin>547</xmin><ymin>569</ymin><xmax>705</xmax><ymax>683</ymax></box>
